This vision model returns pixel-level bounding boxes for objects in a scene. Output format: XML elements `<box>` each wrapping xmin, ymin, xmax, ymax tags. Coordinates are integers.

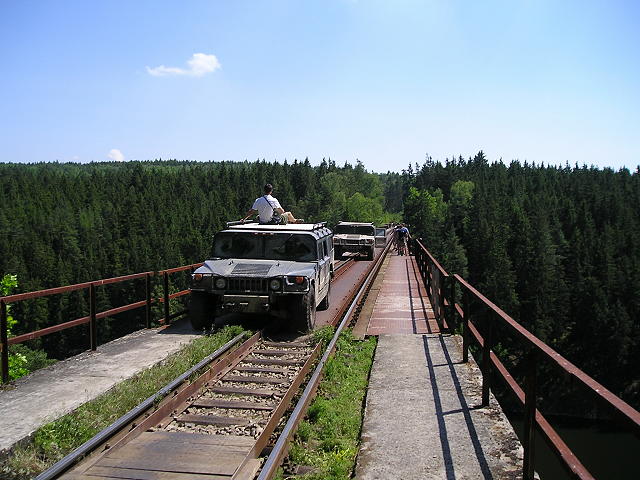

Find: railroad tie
<box><xmin>235</xmin><ymin>365</ymin><xmax>289</xmax><ymax>374</ymax></box>
<box><xmin>192</xmin><ymin>398</ymin><xmax>274</xmax><ymax>411</ymax></box>
<box><xmin>246</xmin><ymin>357</ymin><xmax>304</xmax><ymax>366</ymax></box>
<box><xmin>176</xmin><ymin>413</ymin><xmax>250</xmax><ymax>426</ymax></box>
<box><xmin>212</xmin><ymin>386</ymin><xmax>277</xmax><ymax>397</ymax></box>
<box><xmin>223</xmin><ymin>375</ymin><xmax>285</xmax><ymax>384</ymax></box>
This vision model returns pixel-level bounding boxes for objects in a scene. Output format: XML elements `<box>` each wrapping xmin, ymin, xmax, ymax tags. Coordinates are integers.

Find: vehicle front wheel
<box><xmin>290</xmin><ymin>290</ymin><xmax>316</xmax><ymax>332</ymax></box>
<box><xmin>189</xmin><ymin>292</ymin><xmax>216</xmax><ymax>331</ymax></box>
<box><xmin>367</xmin><ymin>247</ymin><xmax>375</xmax><ymax>260</ymax></box>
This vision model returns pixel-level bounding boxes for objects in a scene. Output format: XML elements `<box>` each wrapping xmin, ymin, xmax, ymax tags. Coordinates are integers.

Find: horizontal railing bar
<box><xmin>8</xmin><ymin>299</ymin><xmax>154</xmax><ymax>345</ymax></box>
<box><xmin>9</xmin><ymin>316</ymin><xmax>91</xmax><ymax>344</ymax></box>
<box><xmin>488</xmin><ymin>351</ymin><xmax>593</xmax><ymax>479</ymax></box>
<box><xmin>467</xmin><ymin>314</ymin><xmax>593</xmax><ymax>479</ymax></box>
<box><xmin>159</xmin><ymin>263</ymin><xmax>202</xmax><ymax>275</ymax></box>
<box><xmin>1</xmin><ymin>271</ymin><xmax>155</xmax><ymax>303</ymax></box>
<box><xmin>454</xmin><ymin>273</ymin><xmax>640</xmax><ymax>430</ymax></box>
<box><xmin>416</xmin><ymin>240</ymin><xmax>449</xmax><ymax>277</ymax></box>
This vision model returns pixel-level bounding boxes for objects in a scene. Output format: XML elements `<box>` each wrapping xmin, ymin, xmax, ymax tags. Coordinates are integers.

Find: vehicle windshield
<box><xmin>335</xmin><ymin>225</ymin><xmax>375</xmax><ymax>236</ymax></box>
<box><xmin>212</xmin><ymin>232</ymin><xmax>317</xmax><ymax>262</ymax></box>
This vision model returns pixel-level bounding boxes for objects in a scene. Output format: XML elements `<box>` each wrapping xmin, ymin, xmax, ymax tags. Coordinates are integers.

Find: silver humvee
<box><xmin>189</xmin><ymin>222</ymin><xmax>333</xmax><ymax>332</ymax></box>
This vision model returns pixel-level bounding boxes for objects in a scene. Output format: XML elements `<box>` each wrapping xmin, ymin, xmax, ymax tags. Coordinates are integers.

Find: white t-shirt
<box><xmin>252</xmin><ymin>195</ymin><xmax>282</xmax><ymax>223</ymax></box>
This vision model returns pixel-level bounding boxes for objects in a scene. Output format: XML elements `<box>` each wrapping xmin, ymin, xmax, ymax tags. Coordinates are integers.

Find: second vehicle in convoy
<box><xmin>189</xmin><ymin>221</ymin><xmax>333</xmax><ymax>332</ymax></box>
<box><xmin>332</xmin><ymin>221</ymin><xmax>377</xmax><ymax>260</ymax></box>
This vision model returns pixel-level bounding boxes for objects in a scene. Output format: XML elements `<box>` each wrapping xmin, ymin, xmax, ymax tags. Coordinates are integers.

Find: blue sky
<box><xmin>1</xmin><ymin>0</ymin><xmax>638</xmax><ymax>172</ymax></box>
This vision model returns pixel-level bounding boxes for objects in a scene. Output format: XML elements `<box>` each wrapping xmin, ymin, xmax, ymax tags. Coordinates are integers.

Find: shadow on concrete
<box><xmin>422</xmin><ymin>335</ymin><xmax>495</xmax><ymax>480</ymax></box>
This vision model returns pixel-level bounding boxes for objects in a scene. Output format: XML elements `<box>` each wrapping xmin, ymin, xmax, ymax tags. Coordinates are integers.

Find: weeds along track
<box><xmin>38</xmin><ymin>242</ymin><xmax>391</xmax><ymax>480</ymax></box>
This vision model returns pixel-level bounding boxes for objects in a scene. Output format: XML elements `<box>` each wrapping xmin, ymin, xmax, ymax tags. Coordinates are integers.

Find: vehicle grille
<box><xmin>232</xmin><ymin>263</ymin><xmax>273</xmax><ymax>276</ymax></box>
<box><xmin>227</xmin><ymin>277</ymin><xmax>269</xmax><ymax>293</ymax></box>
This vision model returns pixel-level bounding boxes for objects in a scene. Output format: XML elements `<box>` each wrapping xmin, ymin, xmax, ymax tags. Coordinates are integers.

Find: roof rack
<box><xmin>224</xmin><ymin>220</ymin><xmax>328</xmax><ymax>231</ymax></box>
<box><xmin>226</xmin><ymin>219</ymin><xmax>258</xmax><ymax>228</ymax></box>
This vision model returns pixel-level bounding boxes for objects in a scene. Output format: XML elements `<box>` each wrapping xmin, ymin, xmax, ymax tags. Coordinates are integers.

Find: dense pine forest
<box><xmin>1</xmin><ymin>156</ymin><xmax>639</xmax><ymax>413</ymax></box>
<box><xmin>0</xmin><ymin>159</ymin><xmax>399</xmax><ymax>377</ymax></box>
<box><xmin>401</xmin><ymin>152</ymin><xmax>640</xmax><ymax>414</ymax></box>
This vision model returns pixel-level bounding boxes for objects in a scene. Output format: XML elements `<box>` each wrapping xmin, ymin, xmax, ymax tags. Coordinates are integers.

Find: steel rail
<box><xmin>257</xmin><ymin>239</ymin><xmax>392</xmax><ymax>480</ymax></box>
<box><xmin>34</xmin><ymin>331</ymin><xmax>247</xmax><ymax>480</ymax></box>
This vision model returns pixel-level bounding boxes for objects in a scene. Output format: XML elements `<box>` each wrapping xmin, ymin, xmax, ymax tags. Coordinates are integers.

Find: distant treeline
<box><xmin>0</xmin><ymin>159</ymin><xmax>399</xmax><ymax>362</ymax></box>
<box><xmin>1</xmin><ymin>156</ymin><xmax>638</xmax><ymax>413</ymax></box>
<box><xmin>402</xmin><ymin>151</ymin><xmax>640</xmax><ymax>413</ymax></box>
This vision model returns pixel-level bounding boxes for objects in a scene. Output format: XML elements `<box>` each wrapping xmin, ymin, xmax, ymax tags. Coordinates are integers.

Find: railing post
<box><xmin>1</xmin><ymin>301</ymin><xmax>9</xmax><ymax>383</ymax></box>
<box><xmin>481</xmin><ymin>309</ymin><xmax>493</xmax><ymax>407</ymax></box>
<box><xmin>462</xmin><ymin>288</ymin><xmax>470</xmax><ymax>363</ymax></box>
<box><xmin>89</xmin><ymin>284</ymin><xmax>97</xmax><ymax>351</ymax></box>
<box><xmin>163</xmin><ymin>272</ymin><xmax>170</xmax><ymax>325</ymax></box>
<box><xmin>448</xmin><ymin>275</ymin><xmax>456</xmax><ymax>331</ymax></box>
<box><xmin>523</xmin><ymin>348</ymin><xmax>537</xmax><ymax>479</ymax></box>
<box><xmin>145</xmin><ymin>273</ymin><xmax>152</xmax><ymax>329</ymax></box>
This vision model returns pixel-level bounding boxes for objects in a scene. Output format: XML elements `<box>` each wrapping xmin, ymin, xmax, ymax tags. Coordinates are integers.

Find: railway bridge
<box><xmin>1</xmin><ymin>240</ymin><xmax>639</xmax><ymax>479</ymax></box>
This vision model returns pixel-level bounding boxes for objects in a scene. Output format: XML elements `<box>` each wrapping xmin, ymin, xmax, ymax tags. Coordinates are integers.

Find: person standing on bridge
<box><xmin>396</xmin><ymin>223</ymin><xmax>411</xmax><ymax>256</ymax></box>
<box><xmin>242</xmin><ymin>183</ymin><xmax>303</xmax><ymax>224</ymax></box>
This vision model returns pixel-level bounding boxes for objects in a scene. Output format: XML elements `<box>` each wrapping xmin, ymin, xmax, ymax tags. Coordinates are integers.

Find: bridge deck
<box><xmin>366</xmin><ymin>254</ymin><xmax>440</xmax><ymax>335</ymax></box>
<box><xmin>356</xmin><ymin>252</ymin><xmax>523</xmax><ymax>479</ymax></box>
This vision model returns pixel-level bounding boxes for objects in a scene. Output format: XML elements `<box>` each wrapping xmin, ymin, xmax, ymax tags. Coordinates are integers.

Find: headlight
<box><xmin>284</xmin><ymin>275</ymin><xmax>309</xmax><ymax>291</ymax></box>
<box><xmin>192</xmin><ymin>273</ymin><xmax>203</xmax><ymax>282</ymax></box>
<box><xmin>214</xmin><ymin>278</ymin><xmax>226</xmax><ymax>289</ymax></box>
<box><xmin>269</xmin><ymin>279</ymin><xmax>281</xmax><ymax>291</ymax></box>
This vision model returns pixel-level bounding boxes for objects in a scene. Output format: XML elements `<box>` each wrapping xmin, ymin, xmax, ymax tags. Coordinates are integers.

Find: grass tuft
<box><xmin>280</xmin><ymin>329</ymin><xmax>377</xmax><ymax>480</ymax></box>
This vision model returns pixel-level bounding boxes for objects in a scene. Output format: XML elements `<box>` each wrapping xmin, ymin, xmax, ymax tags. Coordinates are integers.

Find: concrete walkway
<box><xmin>356</xmin><ymin>254</ymin><xmax>523</xmax><ymax>479</ymax></box>
<box><xmin>0</xmin><ymin>319</ymin><xmax>200</xmax><ymax>454</ymax></box>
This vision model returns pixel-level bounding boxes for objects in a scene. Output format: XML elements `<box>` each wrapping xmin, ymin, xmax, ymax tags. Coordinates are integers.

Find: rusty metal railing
<box><xmin>0</xmin><ymin>262</ymin><xmax>202</xmax><ymax>383</ymax></box>
<box><xmin>414</xmin><ymin>239</ymin><xmax>640</xmax><ymax>480</ymax></box>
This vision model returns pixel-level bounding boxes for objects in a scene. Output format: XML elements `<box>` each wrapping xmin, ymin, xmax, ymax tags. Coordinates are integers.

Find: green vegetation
<box><xmin>1</xmin><ymin>154</ymin><xmax>638</xmax><ymax>414</ymax></box>
<box><xmin>0</xmin><ymin>159</ymin><xmax>399</xmax><ymax>367</ymax></box>
<box><xmin>0</xmin><ymin>325</ymin><xmax>246</xmax><ymax>480</ymax></box>
<box><xmin>276</xmin><ymin>329</ymin><xmax>377</xmax><ymax>480</ymax></box>
<box><xmin>1</xmin><ymin>274</ymin><xmax>56</xmax><ymax>380</ymax></box>
<box><xmin>403</xmin><ymin>152</ymin><xmax>640</xmax><ymax>412</ymax></box>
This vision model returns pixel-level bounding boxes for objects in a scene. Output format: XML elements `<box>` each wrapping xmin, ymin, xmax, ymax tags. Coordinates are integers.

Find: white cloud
<box><xmin>146</xmin><ymin>53</ymin><xmax>221</xmax><ymax>77</ymax></box>
<box><xmin>108</xmin><ymin>149</ymin><xmax>125</xmax><ymax>162</ymax></box>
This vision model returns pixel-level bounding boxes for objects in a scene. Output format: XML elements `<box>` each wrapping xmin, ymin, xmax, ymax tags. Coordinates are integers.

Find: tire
<box><xmin>367</xmin><ymin>247</ymin><xmax>374</xmax><ymax>261</ymax></box>
<box><xmin>290</xmin><ymin>289</ymin><xmax>316</xmax><ymax>333</ymax></box>
<box><xmin>318</xmin><ymin>282</ymin><xmax>331</xmax><ymax>311</ymax></box>
<box><xmin>189</xmin><ymin>292</ymin><xmax>216</xmax><ymax>330</ymax></box>
<box><xmin>335</xmin><ymin>247</ymin><xmax>343</xmax><ymax>260</ymax></box>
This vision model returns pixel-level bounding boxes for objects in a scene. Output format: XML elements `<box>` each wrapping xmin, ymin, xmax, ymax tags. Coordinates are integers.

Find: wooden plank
<box><xmin>234</xmin><ymin>366</ymin><xmax>288</xmax><ymax>374</ymax></box>
<box><xmin>192</xmin><ymin>398</ymin><xmax>274</xmax><ymax>410</ymax></box>
<box><xmin>82</xmin><ymin>465</ymin><xmax>229</xmax><ymax>479</ymax></box>
<box><xmin>252</xmin><ymin>349</ymin><xmax>298</xmax><ymax>356</ymax></box>
<box><xmin>98</xmin><ymin>439</ymin><xmax>249</xmax><ymax>476</ymax></box>
<box><xmin>177</xmin><ymin>414</ymin><xmax>251</xmax><ymax>426</ymax></box>
<box><xmin>261</xmin><ymin>341</ymin><xmax>308</xmax><ymax>348</ymax></box>
<box><xmin>212</xmin><ymin>386</ymin><xmax>277</xmax><ymax>397</ymax></box>
<box><xmin>136</xmin><ymin>431</ymin><xmax>254</xmax><ymax>447</ymax></box>
<box><xmin>246</xmin><ymin>357</ymin><xmax>303</xmax><ymax>366</ymax></box>
<box><xmin>223</xmin><ymin>375</ymin><xmax>284</xmax><ymax>384</ymax></box>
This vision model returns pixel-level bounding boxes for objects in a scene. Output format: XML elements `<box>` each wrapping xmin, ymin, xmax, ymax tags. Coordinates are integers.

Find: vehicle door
<box><xmin>317</xmin><ymin>237</ymin><xmax>330</xmax><ymax>300</ymax></box>
<box><xmin>375</xmin><ymin>227</ymin><xmax>387</xmax><ymax>247</ymax></box>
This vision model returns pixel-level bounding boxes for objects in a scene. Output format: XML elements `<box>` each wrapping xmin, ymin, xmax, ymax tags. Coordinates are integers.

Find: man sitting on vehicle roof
<box><xmin>242</xmin><ymin>183</ymin><xmax>303</xmax><ymax>225</ymax></box>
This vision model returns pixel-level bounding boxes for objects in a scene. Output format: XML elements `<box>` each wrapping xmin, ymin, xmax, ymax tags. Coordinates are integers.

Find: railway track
<box><xmin>37</xmin><ymin>243</ymin><xmax>390</xmax><ymax>480</ymax></box>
